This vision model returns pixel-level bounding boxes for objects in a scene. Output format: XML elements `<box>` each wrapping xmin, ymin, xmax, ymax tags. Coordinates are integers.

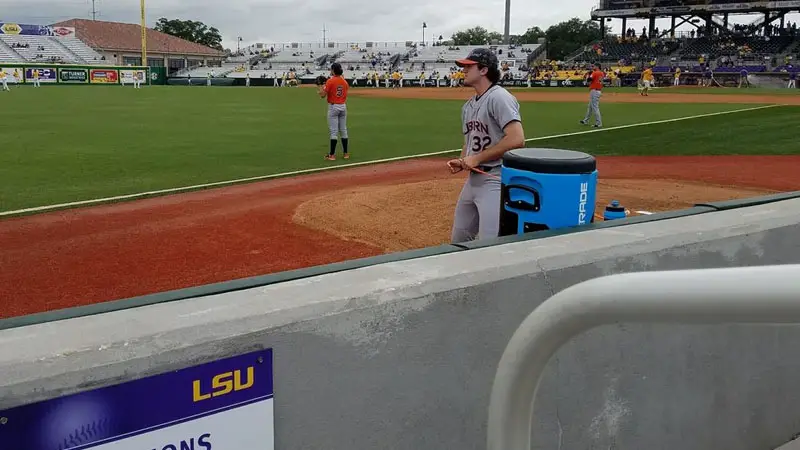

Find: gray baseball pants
<box><xmin>583</xmin><ymin>89</ymin><xmax>602</xmax><ymax>126</ymax></box>
<box><xmin>328</xmin><ymin>104</ymin><xmax>348</xmax><ymax>139</ymax></box>
<box><xmin>451</xmin><ymin>168</ymin><xmax>502</xmax><ymax>243</ymax></box>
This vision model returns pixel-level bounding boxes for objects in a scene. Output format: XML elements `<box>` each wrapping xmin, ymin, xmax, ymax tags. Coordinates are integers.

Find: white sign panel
<box><xmin>120</xmin><ymin>69</ymin><xmax>147</xmax><ymax>84</ymax></box>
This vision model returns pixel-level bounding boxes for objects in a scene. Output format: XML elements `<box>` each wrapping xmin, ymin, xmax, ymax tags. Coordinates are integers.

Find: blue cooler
<box><xmin>498</xmin><ymin>148</ymin><xmax>598</xmax><ymax>236</ymax></box>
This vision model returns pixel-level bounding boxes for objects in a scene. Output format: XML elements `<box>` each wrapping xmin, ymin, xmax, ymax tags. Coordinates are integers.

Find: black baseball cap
<box><xmin>456</xmin><ymin>48</ymin><xmax>498</xmax><ymax>68</ymax></box>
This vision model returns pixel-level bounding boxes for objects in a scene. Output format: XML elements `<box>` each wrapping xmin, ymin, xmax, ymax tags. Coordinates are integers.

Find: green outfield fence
<box><xmin>0</xmin><ymin>63</ymin><xmax>166</xmax><ymax>85</ymax></box>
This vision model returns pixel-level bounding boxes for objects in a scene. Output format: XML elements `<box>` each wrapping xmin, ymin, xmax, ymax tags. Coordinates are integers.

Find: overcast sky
<box><xmin>3</xmin><ymin>0</ymin><xmax>798</xmax><ymax>50</ymax></box>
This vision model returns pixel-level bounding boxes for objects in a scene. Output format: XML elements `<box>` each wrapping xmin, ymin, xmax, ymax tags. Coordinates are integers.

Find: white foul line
<box><xmin>0</xmin><ymin>104</ymin><xmax>781</xmax><ymax>217</ymax></box>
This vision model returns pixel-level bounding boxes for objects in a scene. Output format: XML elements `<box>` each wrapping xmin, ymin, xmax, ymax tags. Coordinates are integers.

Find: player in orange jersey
<box><xmin>580</xmin><ymin>62</ymin><xmax>604</xmax><ymax>128</ymax></box>
<box><xmin>319</xmin><ymin>62</ymin><xmax>350</xmax><ymax>160</ymax></box>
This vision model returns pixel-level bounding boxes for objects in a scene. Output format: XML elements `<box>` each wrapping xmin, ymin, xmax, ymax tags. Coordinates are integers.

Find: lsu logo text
<box><xmin>577</xmin><ymin>182</ymin><xmax>589</xmax><ymax>225</ymax></box>
<box><xmin>193</xmin><ymin>367</ymin><xmax>254</xmax><ymax>402</ymax></box>
<box><xmin>1</xmin><ymin>23</ymin><xmax>22</xmax><ymax>34</ymax></box>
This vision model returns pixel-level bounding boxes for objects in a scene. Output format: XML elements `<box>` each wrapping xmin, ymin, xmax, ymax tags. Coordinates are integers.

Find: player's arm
<box><xmin>459</xmin><ymin>105</ymin><xmax>469</xmax><ymax>158</ymax></box>
<box><xmin>448</xmin><ymin>109</ymin><xmax>471</xmax><ymax>173</ymax></box>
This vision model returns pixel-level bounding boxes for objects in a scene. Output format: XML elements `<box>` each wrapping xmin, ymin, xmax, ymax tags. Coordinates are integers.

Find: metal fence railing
<box><xmin>487</xmin><ymin>264</ymin><xmax>800</xmax><ymax>450</ymax></box>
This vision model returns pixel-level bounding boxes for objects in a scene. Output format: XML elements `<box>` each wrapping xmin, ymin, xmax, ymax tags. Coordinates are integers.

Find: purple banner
<box><xmin>0</xmin><ymin>348</ymin><xmax>273</xmax><ymax>449</ymax></box>
<box><xmin>0</xmin><ymin>23</ymin><xmax>74</xmax><ymax>36</ymax></box>
<box><xmin>25</xmin><ymin>67</ymin><xmax>58</xmax><ymax>83</ymax></box>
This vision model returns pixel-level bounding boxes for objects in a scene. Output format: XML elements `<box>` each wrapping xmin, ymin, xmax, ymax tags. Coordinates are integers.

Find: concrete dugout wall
<box><xmin>3</xmin><ymin>197</ymin><xmax>800</xmax><ymax>450</ymax></box>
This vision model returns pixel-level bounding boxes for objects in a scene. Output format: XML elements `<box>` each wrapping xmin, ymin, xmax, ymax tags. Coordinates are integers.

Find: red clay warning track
<box><xmin>2</xmin><ymin>155</ymin><xmax>799</xmax><ymax>319</ymax></box>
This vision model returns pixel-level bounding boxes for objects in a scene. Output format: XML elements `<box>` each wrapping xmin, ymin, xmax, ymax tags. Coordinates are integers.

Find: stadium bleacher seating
<box><xmin>570</xmin><ymin>36</ymin><xmax>680</xmax><ymax>64</ymax></box>
<box><xmin>0</xmin><ymin>41</ymin><xmax>20</xmax><ymax>63</ymax></box>
<box><xmin>57</xmin><ymin>36</ymin><xmax>105</xmax><ymax>64</ymax></box>
<box><xmin>224</xmin><ymin>42</ymin><xmax>545</xmax><ymax>84</ymax></box>
<box><xmin>0</xmin><ymin>34</ymin><xmax>104</xmax><ymax>64</ymax></box>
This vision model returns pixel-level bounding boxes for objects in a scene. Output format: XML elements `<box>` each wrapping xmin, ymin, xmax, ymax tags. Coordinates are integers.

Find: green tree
<box><xmin>512</xmin><ymin>26</ymin><xmax>545</xmax><ymax>45</ymax></box>
<box><xmin>487</xmin><ymin>31</ymin><xmax>503</xmax><ymax>43</ymax></box>
<box><xmin>154</xmin><ymin>18</ymin><xmax>223</xmax><ymax>50</ymax></box>
<box><xmin>451</xmin><ymin>26</ymin><xmax>495</xmax><ymax>45</ymax></box>
<box><xmin>544</xmin><ymin>18</ymin><xmax>605</xmax><ymax>60</ymax></box>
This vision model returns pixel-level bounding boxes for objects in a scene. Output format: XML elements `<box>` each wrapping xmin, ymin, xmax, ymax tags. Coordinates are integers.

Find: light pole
<box><xmin>140</xmin><ymin>0</ymin><xmax>147</xmax><ymax>66</ymax></box>
<box><xmin>422</xmin><ymin>22</ymin><xmax>427</xmax><ymax>46</ymax></box>
<box><xmin>503</xmin><ymin>0</ymin><xmax>511</xmax><ymax>44</ymax></box>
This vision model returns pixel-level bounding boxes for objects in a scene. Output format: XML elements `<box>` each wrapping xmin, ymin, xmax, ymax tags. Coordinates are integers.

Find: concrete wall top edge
<box><xmin>1</xmin><ymin>199</ymin><xmax>799</xmax><ymax>390</ymax></box>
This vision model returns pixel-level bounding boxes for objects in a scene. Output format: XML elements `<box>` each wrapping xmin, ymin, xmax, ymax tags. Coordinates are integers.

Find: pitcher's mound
<box><xmin>292</xmin><ymin>178</ymin><xmax>771</xmax><ymax>253</ymax></box>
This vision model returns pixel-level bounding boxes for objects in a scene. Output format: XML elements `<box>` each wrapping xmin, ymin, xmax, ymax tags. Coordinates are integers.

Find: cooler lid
<box><xmin>502</xmin><ymin>148</ymin><xmax>597</xmax><ymax>174</ymax></box>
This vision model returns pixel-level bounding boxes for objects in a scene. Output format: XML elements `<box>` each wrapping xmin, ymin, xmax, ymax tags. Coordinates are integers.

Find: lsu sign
<box><xmin>0</xmin><ymin>349</ymin><xmax>275</xmax><ymax>450</ymax></box>
<box><xmin>0</xmin><ymin>23</ymin><xmax>21</xmax><ymax>35</ymax></box>
<box><xmin>193</xmin><ymin>366</ymin><xmax>255</xmax><ymax>401</ymax></box>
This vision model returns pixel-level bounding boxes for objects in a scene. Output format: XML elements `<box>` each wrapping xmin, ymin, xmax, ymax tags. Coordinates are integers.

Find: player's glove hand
<box><xmin>315</xmin><ymin>75</ymin><xmax>328</xmax><ymax>86</ymax></box>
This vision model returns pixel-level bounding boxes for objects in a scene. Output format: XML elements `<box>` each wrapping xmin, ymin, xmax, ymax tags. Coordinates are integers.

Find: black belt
<box><xmin>477</xmin><ymin>165</ymin><xmax>500</xmax><ymax>171</ymax></box>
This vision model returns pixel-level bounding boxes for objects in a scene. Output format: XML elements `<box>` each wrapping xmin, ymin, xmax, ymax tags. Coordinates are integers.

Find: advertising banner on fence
<box><xmin>59</xmin><ymin>68</ymin><xmax>88</xmax><ymax>83</ymax></box>
<box><xmin>89</xmin><ymin>68</ymin><xmax>119</xmax><ymax>84</ymax></box>
<box><xmin>0</xmin><ymin>23</ymin><xmax>75</xmax><ymax>36</ymax></box>
<box><xmin>24</xmin><ymin>67</ymin><xmax>57</xmax><ymax>83</ymax></box>
<box><xmin>0</xmin><ymin>348</ymin><xmax>274</xmax><ymax>449</ymax></box>
<box><xmin>120</xmin><ymin>69</ymin><xmax>147</xmax><ymax>84</ymax></box>
<box><xmin>0</xmin><ymin>68</ymin><xmax>24</xmax><ymax>83</ymax></box>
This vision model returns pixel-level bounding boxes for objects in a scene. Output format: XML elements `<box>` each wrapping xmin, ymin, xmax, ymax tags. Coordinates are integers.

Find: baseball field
<box><xmin>1</xmin><ymin>84</ymin><xmax>799</xmax><ymax>318</ymax></box>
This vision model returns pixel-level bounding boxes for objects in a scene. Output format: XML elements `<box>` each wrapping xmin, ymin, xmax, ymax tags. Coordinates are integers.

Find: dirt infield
<box><xmin>351</xmin><ymin>87</ymin><xmax>800</xmax><ymax>104</ymax></box>
<box><xmin>293</xmin><ymin>177</ymin><xmax>771</xmax><ymax>252</ymax></box>
<box><xmin>2</xmin><ymin>155</ymin><xmax>799</xmax><ymax>319</ymax></box>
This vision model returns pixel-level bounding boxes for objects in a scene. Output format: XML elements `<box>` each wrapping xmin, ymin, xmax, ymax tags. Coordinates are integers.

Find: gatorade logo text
<box><xmin>578</xmin><ymin>182</ymin><xmax>588</xmax><ymax>225</ymax></box>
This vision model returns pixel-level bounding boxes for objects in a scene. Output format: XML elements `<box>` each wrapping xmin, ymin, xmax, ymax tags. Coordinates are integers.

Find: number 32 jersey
<box><xmin>461</xmin><ymin>84</ymin><xmax>522</xmax><ymax>167</ymax></box>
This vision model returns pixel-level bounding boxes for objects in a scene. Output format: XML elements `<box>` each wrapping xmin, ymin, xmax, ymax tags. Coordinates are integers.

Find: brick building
<box><xmin>52</xmin><ymin>19</ymin><xmax>224</xmax><ymax>73</ymax></box>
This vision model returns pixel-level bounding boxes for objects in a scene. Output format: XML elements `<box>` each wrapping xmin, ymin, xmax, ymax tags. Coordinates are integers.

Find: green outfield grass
<box><xmin>535</xmin><ymin>105</ymin><xmax>800</xmax><ymax>155</ymax></box>
<box><xmin>0</xmin><ymin>85</ymin><xmax>792</xmax><ymax>212</ymax></box>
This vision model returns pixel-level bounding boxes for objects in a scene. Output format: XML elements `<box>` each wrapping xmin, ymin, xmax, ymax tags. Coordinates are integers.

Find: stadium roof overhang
<box><xmin>93</xmin><ymin>46</ymin><xmax>223</xmax><ymax>58</ymax></box>
<box><xmin>591</xmin><ymin>0</ymin><xmax>800</xmax><ymax>19</ymax></box>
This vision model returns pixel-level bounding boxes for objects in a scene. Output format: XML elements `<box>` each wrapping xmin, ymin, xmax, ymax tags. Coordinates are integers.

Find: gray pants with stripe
<box><xmin>328</xmin><ymin>104</ymin><xmax>348</xmax><ymax>139</ymax></box>
<box><xmin>451</xmin><ymin>168</ymin><xmax>502</xmax><ymax>243</ymax></box>
<box><xmin>583</xmin><ymin>89</ymin><xmax>602</xmax><ymax>126</ymax></box>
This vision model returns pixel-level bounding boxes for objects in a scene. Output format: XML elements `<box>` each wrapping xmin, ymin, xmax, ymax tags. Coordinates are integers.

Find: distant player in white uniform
<box><xmin>246</xmin><ymin>72</ymin><xmax>250</xmax><ymax>87</ymax></box>
<box><xmin>447</xmin><ymin>48</ymin><xmax>526</xmax><ymax>243</ymax></box>
<box><xmin>133</xmin><ymin>71</ymin><xmax>142</xmax><ymax>89</ymax></box>
<box><xmin>0</xmin><ymin>70</ymin><xmax>9</xmax><ymax>91</ymax></box>
<box><xmin>32</xmin><ymin>69</ymin><xmax>41</xmax><ymax>88</ymax></box>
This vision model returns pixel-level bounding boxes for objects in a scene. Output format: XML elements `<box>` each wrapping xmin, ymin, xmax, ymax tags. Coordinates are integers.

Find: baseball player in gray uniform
<box><xmin>447</xmin><ymin>48</ymin><xmax>526</xmax><ymax>243</ymax></box>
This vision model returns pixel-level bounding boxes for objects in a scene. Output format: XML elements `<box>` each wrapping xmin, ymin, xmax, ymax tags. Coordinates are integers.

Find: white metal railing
<box><xmin>487</xmin><ymin>264</ymin><xmax>800</xmax><ymax>450</ymax></box>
